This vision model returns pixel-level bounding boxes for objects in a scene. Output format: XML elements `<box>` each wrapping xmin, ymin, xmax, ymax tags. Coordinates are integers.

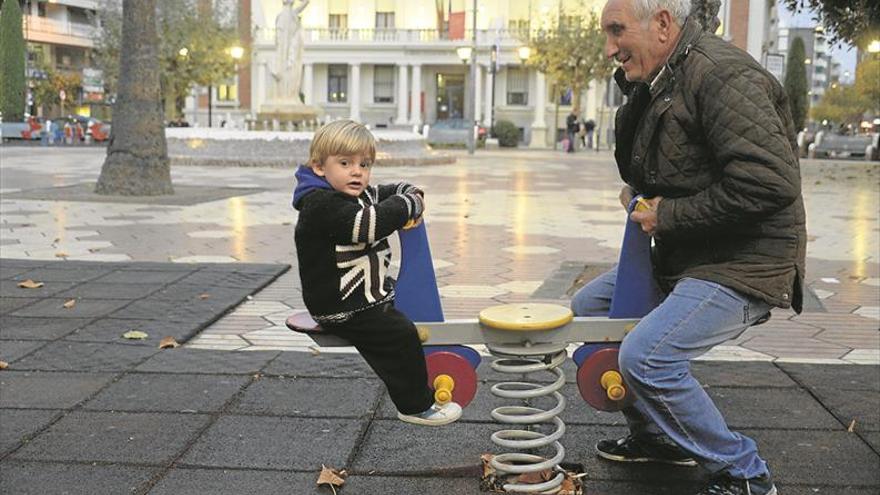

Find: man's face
<box><xmin>601</xmin><ymin>0</ymin><xmax>670</xmax><ymax>82</ymax></box>
<box><xmin>312</xmin><ymin>154</ymin><xmax>372</xmax><ymax>197</ymax></box>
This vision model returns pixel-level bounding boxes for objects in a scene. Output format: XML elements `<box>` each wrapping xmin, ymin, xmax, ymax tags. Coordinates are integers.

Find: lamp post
<box><xmin>489</xmin><ymin>43</ymin><xmax>497</xmax><ymax>136</ymax></box>
<box><xmin>466</xmin><ymin>0</ymin><xmax>477</xmax><ymax>155</ymax></box>
<box><xmin>208</xmin><ymin>45</ymin><xmax>244</xmax><ymax>128</ymax></box>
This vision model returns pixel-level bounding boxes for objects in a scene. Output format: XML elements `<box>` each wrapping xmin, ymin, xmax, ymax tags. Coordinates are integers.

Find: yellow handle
<box><xmin>403</xmin><ymin>219</ymin><xmax>421</xmax><ymax>230</ymax></box>
<box><xmin>433</xmin><ymin>374</ymin><xmax>455</xmax><ymax>404</ymax></box>
<box><xmin>600</xmin><ymin>370</ymin><xmax>627</xmax><ymax>402</ymax></box>
<box><xmin>634</xmin><ymin>197</ymin><xmax>653</xmax><ymax>213</ymax></box>
<box><xmin>417</xmin><ymin>326</ymin><xmax>430</xmax><ymax>343</ymax></box>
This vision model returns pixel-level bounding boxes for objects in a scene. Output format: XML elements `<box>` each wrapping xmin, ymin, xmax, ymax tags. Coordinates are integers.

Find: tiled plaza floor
<box><xmin>1</xmin><ymin>147</ymin><xmax>878</xmax><ymax>363</ymax></box>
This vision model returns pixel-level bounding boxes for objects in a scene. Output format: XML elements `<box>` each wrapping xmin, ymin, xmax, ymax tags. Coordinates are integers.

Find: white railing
<box><xmin>254</xmin><ymin>27</ymin><xmax>531</xmax><ymax>45</ymax></box>
<box><xmin>23</xmin><ymin>15</ymin><xmax>95</xmax><ymax>41</ymax></box>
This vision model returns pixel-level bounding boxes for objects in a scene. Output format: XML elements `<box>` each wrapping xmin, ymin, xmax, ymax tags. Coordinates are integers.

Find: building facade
<box><xmin>20</xmin><ymin>0</ymin><xmax>103</xmax><ymax>117</ymax></box>
<box><xmin>187</xmin><ymin>0</ymin><xmax>626</xmax><ymax>148</ymax></box>
<box><xmin>776</xmin><ymin>26</ymin><xmax>840</xmax><ymax>107</ymax></box>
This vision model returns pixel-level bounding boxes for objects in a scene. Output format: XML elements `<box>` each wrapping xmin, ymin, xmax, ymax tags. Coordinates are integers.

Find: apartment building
<box><xmin>777</xmin><ymin>26</ymin><xmax>838</xmax><ymax>107</ymax></box>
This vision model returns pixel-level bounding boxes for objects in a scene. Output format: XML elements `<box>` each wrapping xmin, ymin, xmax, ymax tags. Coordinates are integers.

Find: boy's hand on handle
<box><xmin>630</xmin><ymin>196</ymin><xmax>662</xmax><ymax>236</ymax></box>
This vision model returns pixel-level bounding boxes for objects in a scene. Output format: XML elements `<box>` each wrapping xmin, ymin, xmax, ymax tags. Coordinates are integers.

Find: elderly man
<box><xmin>571</xmin><ymin>0</ymin><xmax>806</xmax><ymax>494</ymax></box>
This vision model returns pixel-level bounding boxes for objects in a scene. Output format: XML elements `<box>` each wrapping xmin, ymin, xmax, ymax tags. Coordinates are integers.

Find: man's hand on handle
<box><xmin>630</xmin><ymin>196</ymin><xmax>663</xmax><ymax>236</ymax></box>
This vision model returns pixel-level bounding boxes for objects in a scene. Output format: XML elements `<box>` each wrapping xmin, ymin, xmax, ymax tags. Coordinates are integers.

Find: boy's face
<box><xmin>312</xmin><ymin>154</ymin><xmax>372</xmax><ymax>197</ymax></box>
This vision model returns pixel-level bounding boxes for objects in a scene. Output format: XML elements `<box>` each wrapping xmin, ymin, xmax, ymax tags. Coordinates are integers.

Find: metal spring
<box><xmin>486</xmin><ymin>342</ymin><xmax>568</xmax><ymax>494</ymax></box>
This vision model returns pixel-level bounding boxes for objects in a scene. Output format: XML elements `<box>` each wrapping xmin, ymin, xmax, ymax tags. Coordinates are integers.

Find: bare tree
<box><xmin>95</xmin><ymin>0</ymin><xmax>173</xmax><ymax>196</ymax></box>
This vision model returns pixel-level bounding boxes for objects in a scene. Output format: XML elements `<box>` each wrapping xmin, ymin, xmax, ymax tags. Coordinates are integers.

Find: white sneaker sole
<box><xmin>596</xmin><ymin>448</ymin><xmax>698</xmax><ymax>467</ymax></box>
<box><xmin>397</xmin><ymin>411</ymin><xmax>462</xmax><ymax>426</ymax></box>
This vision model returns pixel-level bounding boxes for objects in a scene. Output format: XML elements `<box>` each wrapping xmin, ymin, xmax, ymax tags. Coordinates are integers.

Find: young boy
<box><xmin>292</xmin><ymin>120</ymin><xmax>462</xmax><ymax>426</ymax></box>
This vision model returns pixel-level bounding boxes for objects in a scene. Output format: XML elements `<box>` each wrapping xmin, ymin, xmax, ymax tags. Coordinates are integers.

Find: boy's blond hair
<box><xmin>309</xmin><ymin>120</ymin><xmax>376</xmax><ymax>166</ymax></box>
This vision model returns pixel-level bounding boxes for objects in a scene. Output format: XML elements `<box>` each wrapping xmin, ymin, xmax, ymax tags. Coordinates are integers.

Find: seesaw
<box><xmin>286</xmin><ymin>197</ymin><xmax>659</xmax><ymax>494</ymax></box>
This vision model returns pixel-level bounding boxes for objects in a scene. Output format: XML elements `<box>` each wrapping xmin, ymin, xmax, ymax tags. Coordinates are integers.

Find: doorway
<box><xmin>435</xmin><ymin>73</ymin><xmax>464</xmax><ymax>120</ymax></box>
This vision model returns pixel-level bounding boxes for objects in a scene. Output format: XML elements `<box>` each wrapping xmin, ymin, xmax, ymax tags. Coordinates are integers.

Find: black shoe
<box><xmin>596</xmin><ymin>434</ymin><xmax>698</xmax><ymax>467</ymax></box>
<box><xmin>695</xmin><ymin>474</ymin><xmax>777</xmax><ymax>495</ymax></box>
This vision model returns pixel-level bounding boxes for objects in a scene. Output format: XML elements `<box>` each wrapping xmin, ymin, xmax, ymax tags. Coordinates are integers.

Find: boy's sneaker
<box><xmin>694</xmin><ymin>474</ymin><xmax>777</xmax><ymax>495</ymax></box>
<box><xmin>398</xmin><ymin>402</ymin><xmax>462</xmax><ymax>426</ymax></box>
<box><xmin>596</xmin><ymin>434</ymin><xmax>698</xmax><ymax>467</ymax></box>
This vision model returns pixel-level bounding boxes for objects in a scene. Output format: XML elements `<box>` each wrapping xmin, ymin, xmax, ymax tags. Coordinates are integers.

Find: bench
<box><xmin>808</xmin><ymin>132</ymin><xmax>880</xmax><ymax>161</ymax></box>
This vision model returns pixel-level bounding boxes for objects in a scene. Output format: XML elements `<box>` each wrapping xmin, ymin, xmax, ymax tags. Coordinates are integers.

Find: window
<box><xmin>506</xmin><ymin>68</ymin><xmax>528</xmax><ymax>105</ymax></box>
<box><xmin>375</xmin><ymin>12</ymin><xmax>395</xmax><ymax>28</ymax></box>
<box><xmin>216</xmin><ymin>78</ymin><xmax>238</xmax><ymax>102</ymax></box>
<box><xmin>373</xmin><ymin>65</ymin><xmax>394</xmax><ymax>103</ymax></box>
<box><xmin>557</xmin><ymin>87</ymin><xmax>572</xmax><ymax>106</ymax></box>
<box><xmin>328</xmin><ymin>65</ymin><xmax>348</xmax><ymax>103</ymax></box>
<box><xmin>329</xmin><ymin>14</ymin><xmax>348</xmax><ymax>30</ymax></box>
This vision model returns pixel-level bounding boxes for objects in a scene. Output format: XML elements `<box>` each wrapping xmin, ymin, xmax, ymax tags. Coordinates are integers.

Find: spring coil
<box><xmin>486</xmin><ymin>342</ymin><xmax>568</xmax><ymax>494</ymax></box>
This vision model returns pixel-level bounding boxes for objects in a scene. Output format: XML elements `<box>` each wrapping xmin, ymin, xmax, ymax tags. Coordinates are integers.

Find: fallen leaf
<box><xmin>123</xmin><ymin>330</ymin><xmax>149</xmax><ymax>340</ymax></box>
<box><xmin>17</xmin><ymin>279</ymin><xmax>44</xmax><ymax>289</ymax></box>
<box><xmin>63</xmin><ymin>299</ymin><xmax>76</xmax><ymax>309</ymax></box>
<box><xmin>848</xmin><ymin>419</ymin><xmax>856</xmax><ymax>432</ymax></box>
<box><xmin>309</xmin><ymin>345</ymin><xmax>321</xmax><ymax>356</ymax></box>
<box><xmin>0</xmin><ymin>361</ymin><xmax>8</xmax><ymax>369</ymax></box>
<box><xmin>159</xmin><ymin>336</ymin><xmax>179</xmax><ymax>349</ymax></box>
<box><xmin>88</xmin><ymin>248</ymin><xmax>101</xmax><ymax>253</ymax></box>
<box><xmin>198</xmin><ymin>293</ymin><xmax>211</xmax><ymax>300</ymax></box>
<box><xmin>316</xmin><ymin>464</ymin><xmax>346</xmax><ymax>494</ymax></box>
<box><xmin>55</xmin><ymin>252</ymin><xmax>68</xmax><ymax>258</ymax></box>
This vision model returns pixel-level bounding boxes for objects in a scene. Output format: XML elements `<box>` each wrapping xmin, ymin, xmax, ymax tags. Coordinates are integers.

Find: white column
<box><xmin>746</xmin><ymin>0</ymin><xmax>768</xmax><ymax>62</ymax></box>
<box><xmin>474</xmin><ymin>64</ymin><xmax>483</xmax><ymax>126</ymax></box>
<box><xmin>256</xmin><ymin>59</ymin><xmax>267</xmax><ymax>108</ymax></box>
<box><xmin>303</xmin><ymin>63</ymin><xmax>314</xmax><ymax>105</ymax></box>
<box><xmin>396</xmin><ymin>64</ymin><xmax>408</xmax><ymax>124</ymax></box>
<box><xmin>350</xmin><ymin>63</ymin><xmax>361</xmax><ymax>122</ymax></box>
<box><xmin>529</xmin><ymin>70</ymin><xmax>548</xmax><ymax>148</ymax></box>
<box><xmin>409</xmin><ymin>64</ymin><xmax>422</xmax><ymax>125</ymax></box>
<box><xmin>483</xmin><ymin>65</ymin><xmax>494</xmax><ymax>127</ymax></box>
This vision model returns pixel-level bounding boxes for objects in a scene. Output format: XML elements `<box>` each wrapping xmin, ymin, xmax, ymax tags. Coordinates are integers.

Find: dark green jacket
<box><xmin>614</xmin><ymin>18</ymin><xmax>807</xmax><ymax>312</ymax></box>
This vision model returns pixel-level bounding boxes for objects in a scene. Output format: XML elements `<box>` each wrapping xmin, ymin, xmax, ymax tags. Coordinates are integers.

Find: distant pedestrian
<box><xmin>565</xmin><ymin>108</ymin><xmax>580</xmax><ymax>152</ymax></box>
<box><xmin>583</xmin><ymin>118</ymin><xmax>596</xmax><ymax>149</ymax></box>
<box><xmin>292</xmin><ymin>119</ymin><xmax>462</xmax><ymax>427</ymax></box>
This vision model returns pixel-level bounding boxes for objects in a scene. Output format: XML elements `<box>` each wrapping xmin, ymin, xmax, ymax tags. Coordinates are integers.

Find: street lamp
<box><xmin>208</xmin><ymin>45</ymin><xmax>245</xmax><ymax>128</ymax></box>
<box><xmin>517</xmin><ymin>45</ymin><xmax>531</xmax><ymax>63</ymax></box>
<box><xmin>456</xmin><ymin>46</ymin><xmax>473</xmax><ymax>63</ymax></box>
<box><xmin>868</xmin><ymin>40</ymin><xmax>880</xmax><ymax>53</ymax></box>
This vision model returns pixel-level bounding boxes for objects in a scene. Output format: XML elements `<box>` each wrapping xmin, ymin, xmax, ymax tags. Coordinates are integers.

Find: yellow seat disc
<box><xmin>478</xmin><ymin>303</ymin><xmax>573</xmax><ymax>331</ymax></box>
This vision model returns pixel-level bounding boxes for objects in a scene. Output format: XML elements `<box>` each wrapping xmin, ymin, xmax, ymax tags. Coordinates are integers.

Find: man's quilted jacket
<box><xmin>613</xmin><ymin>17</ymin><xmax>807</xmax><ymax>312</ymax></box>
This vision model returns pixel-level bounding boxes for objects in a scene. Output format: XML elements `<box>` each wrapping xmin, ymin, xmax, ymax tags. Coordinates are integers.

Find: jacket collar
<box><xmin>614</xmin><ymin>16</ymin><xmax>704</xmax><ymax>96</ymax></box>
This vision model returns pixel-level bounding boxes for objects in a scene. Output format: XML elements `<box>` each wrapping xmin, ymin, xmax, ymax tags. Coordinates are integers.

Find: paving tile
<box><xmin>0</xmin><ymin>461</ymin><xmax>158</xmax><ymax>495</ymax></box>
<box><xmin>0</xmin><ymin>279</ymin><xmax>80</xmax><ymax>298</ymax></box>
<box><xmin>149</xmin><ymin>469</ymin><xmax>320</xmax><ymax>495</ymax></box>
<box><xmin>53</xmin><ymin>282</ymin><xmax>165</xmax><ymax>300</ymax></box>
<box><xmin>9</xmin><ymin>298</ymin><xmax>132</xmax><ymax>319</ymax></box>
<box><xmin>180</xmin><ymin>415</ymin><xmax>363</xmax><ymax>470</ymax></box>
<box><xmin>83</xmin><ymin>373</ymin><xmax>251</xmax><ymax>413</ymax></box>
<box><xmin>263</xmin><ymin>350</ymin><xmax>375</xmax><ymax>378</ymax></box>
<box><xmin>110</xmin><ymin>297</ymin><xmax>238</xmax><ymax>323</ymax></box>
<box><xmin>777</xmin><ymin>363</ymin><xmax>880</xmax><ymax>392</ymax></box>
<box><xmin>690</xmin><ymin>361</ymin><xmax>799</xmax><ymax>388</ymax></box>
<box><xmin>91</xmin><ymin>269</ymin><xmax>192</xmax><ymax>285</ymax></box>
<box><xmin>11</xmin><ymin>411</ymin><xmax>211</xmax><ymax>464</ymax></box>
<box><xmin>706</xmin><ymin>387</ymin><xmax>842</xmax><ymax>430</ymax></box>
<box><xmin>805</xmin><ymin>386</ymin><xmax>880</xmax><ymax>432</ymax></box>
<box><xmin>174</xmin><ymin>270</ymin><xmax>281</xmax><ymax>289</ymax></box>
<box><xmin>64</xmin><ymin>317</ymin><xmax>204</xmax><ymax>346</ymax></box>
<box><xmin>0</xmin><ymin>297</ymin><xmax>40</xmax><ymax>315</ymax></box>
<box><xmin>12</xmin><ymin>266</ymin><xmax>114</xmax><ymax>283</ymax></box>
<box><xmin>135</xmin><ymin>348</ymin><xmax>279</xmax><ymax>374</ymax></box>
<box><xmin>0</xmin><ymin>316</ymin><xmax>94</xmax><ymax>340</ymax></box>
<box><xmin>0</xmin><ymin>371</ymin><xmax>116</xmax><ymax>408</ymax></box>
<box><xmin>0</xmin><ymin>340</ymin><xmax>48</xmax><ymax>363</ymax></box>
<box><xmin>12</xmin><ymin>341</ymin><xmax>158</xmax><ymax>372</ymax></box>
<box><xmin>0</xmin><ymin>409</ymin><xmax>60</xmax><ymax>455</ymax></box>
<box><xmin>230</xmin><ymin>376</ymin><xmax>383</xmax><ymax>417</ymax></box>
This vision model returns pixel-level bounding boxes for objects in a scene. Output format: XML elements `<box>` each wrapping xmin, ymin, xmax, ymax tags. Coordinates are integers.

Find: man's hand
<box><xmin>619</xmin><ymin>185</ymin><xmax>636</xmax><ymax>210</ymax></box>
<box><xmin>630</xmin><ymin>196</ymin><xmax>663</xmax><ymax>236</ymax></box>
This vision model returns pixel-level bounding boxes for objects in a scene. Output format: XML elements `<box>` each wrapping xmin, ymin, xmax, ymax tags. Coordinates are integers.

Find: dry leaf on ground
<box><xmin>316</xmin><ymin>464</ymin><xmax>346</xmax><ymax>493</ymax></box>
<box><xmin>63</xmin><ymin>299</ymin><xmax>76</xmax><ymax>309</ymax></box>
<box><xmin>0</xmin><ymin>361</ymin><xmax>8</xmax><ymax>370</ymax></box>
<box><xmin>198</xmin><ymin>293</ymin><xmax>211</xmax><ymax>300</ymax></box>
<box><xmin>848</xmin><ymin>419</ymin><xmax>857</xmax><ymax>432</ymax></box>
<box><xmin>55</xmin><ymin>252</ymin><xmax>68</xmax><ymax>258</ymax></box>
<box><xmin>159</xmin><ymin>336</ymin><xmax>180</xmax><ymax>349</ymax></box>
<box><xmin>17</xmin><ymin>279</ymin><xmax>44</xmax><ymax>289</ymax></box>
<box><xmin>123</xmin><ymin>330</ymin><xmax>149</xmax><ymax>340</ymax></box>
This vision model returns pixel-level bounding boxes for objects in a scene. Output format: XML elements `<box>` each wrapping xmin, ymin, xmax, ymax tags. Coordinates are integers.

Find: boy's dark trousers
<box><xmin>322</xmin><ymin>303</ymin><xmax>434</xmax><ymax>415</ymax></box>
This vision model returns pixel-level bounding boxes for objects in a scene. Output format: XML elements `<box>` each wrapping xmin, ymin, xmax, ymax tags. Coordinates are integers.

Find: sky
<box><xmin>777</xmin><ymin>5</ymin><xmax>858</xmax><ymax>83</ymax></box>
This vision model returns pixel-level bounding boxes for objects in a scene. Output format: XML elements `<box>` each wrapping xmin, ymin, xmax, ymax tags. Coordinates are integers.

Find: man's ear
<box><xmin>310</xmin><ymin>160</ymin><xmax>326</xmax><ymax>177</ymax></box>
<box><xmin>655</xmin><ymin>10</ymin><xmax>673</xmax><ymax>42</ymax></box>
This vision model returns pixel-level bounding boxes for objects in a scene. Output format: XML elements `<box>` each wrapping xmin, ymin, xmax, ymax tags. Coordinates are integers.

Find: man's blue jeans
<box><xmin>571</xmin><ymin>266</ymin><xmax>772</xmax><ymax>479</ymax></box>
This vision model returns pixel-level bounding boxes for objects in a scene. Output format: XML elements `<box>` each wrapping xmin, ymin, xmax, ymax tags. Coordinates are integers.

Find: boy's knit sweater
<box><xmin>292</xmin><ymin>166</ymin><xmax>423</xmax><ymax>324</ymax></box>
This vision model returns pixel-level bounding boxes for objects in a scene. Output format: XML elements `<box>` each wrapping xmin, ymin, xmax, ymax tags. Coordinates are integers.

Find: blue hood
<box><xmin>292</xmin><ymin>165</ymin><xmax>332</xmax><ymax>210</ymax></box>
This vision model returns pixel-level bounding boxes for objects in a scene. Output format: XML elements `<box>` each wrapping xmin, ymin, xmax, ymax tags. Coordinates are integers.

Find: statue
<box><xmin>272</xmin><ymin>0</ymin><xmax>309</xmax><ymax>102</ymax></box>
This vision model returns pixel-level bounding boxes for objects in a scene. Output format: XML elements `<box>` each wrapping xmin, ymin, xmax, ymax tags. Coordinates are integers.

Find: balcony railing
<box><xmin>254</xmin><ymin>27</ymin><xmax>531</xmax><ymax>45</ymax></box>
<box><xmin>23</xmin><ymin>15</ymin><xmax>95</xmax><ymax>42</ymax></box>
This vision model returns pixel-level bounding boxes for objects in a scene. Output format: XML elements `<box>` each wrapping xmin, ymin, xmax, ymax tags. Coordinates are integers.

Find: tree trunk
<box><xmin>95</xmin><ymin>0</ymin><xmax>173</xmax><ymax>196</ymax></box>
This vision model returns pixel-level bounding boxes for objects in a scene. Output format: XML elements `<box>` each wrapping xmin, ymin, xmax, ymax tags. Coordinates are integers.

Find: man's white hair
<box><xmin>632</xmin><ymin>0</ymin><xmax>691</xmax><ymax>26</ymax></box>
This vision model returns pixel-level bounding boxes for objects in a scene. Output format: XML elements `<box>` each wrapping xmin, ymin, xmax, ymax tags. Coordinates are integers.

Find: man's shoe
<box><xmin>397</xmin><ymin>402</ymin><xmax>462</xmax><ymax>426</ymax></box>
<box><xmin>694</xmin><ymin>474</ymin><xmax>777</xmax><ymax>495</ymax></box>
<box><xmin>596</xmin><ymin>434</ymin><xmax>698</xmax><ymax>467</ymax></box>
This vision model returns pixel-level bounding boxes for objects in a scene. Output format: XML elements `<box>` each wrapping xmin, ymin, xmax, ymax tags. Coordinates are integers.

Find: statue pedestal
<box><xmin>257</xmin><ymin>101</ymin><xmax>323</xmax><ymax>125</ymax></box>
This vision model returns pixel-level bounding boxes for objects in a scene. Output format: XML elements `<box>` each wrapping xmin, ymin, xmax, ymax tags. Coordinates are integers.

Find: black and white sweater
<box><xmin>293</xmin><ymin>178</ymin><xmax>424</xmax><ymax>324</ymax></box>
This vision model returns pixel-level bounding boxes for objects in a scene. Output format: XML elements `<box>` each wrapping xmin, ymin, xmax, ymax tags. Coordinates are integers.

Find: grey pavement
<box><xmin>1</xmin><ymin>146</ymin><xmax>879</xmax><ymax>493</ymax></box>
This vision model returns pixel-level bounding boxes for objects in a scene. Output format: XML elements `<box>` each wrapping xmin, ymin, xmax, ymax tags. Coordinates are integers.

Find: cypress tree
<box><xmin>784</xmin><ymin>36</ymin><xmax>809</xmax><ymax>132</ymax></box>
<box><xmin>0</xmin><ymin>0</ymin><xmax>27</xmax><ymax>121</ymax></box>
